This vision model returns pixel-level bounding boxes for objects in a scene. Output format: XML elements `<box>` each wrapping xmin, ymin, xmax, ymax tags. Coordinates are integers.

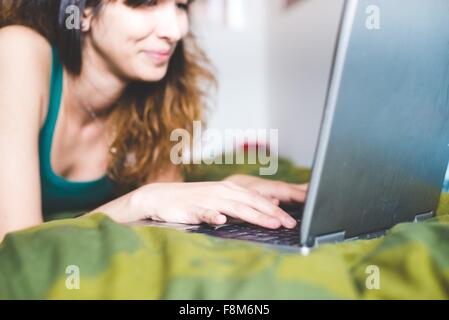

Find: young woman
<box><xmin>0</xmin><ymin>0</ymin><xmax>307</xmax><ymax>242</ymax></box>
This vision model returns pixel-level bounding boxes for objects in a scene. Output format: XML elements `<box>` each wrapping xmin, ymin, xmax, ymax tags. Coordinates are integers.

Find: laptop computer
<box><xmin>133</xmin><ymin>0</ymin><xmax>449</xmax><ymax>251</ymax></box>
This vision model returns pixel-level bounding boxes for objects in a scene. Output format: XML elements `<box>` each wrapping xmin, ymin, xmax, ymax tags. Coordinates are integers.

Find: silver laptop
<box><xmin>134</xmin><ymin>0</ymin><xmax>449</xmax><ymax>250</ymax></box>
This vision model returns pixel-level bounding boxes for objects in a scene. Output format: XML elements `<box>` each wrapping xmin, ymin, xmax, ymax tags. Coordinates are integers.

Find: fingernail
<box><xmin>285</xmin><ymin>218</ymin><xmax>297</xmax><ymax>228</ymax></box>
<box><xmin>215</xmin><ymin>215</ymin><xmax>227</xmax><ymax>224</ymax></box>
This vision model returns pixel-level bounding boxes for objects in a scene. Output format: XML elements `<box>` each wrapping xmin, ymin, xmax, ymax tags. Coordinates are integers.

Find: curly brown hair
<box><xmin>1</xmin><ymin>0</ymin><xmax>216</xmax><ymax>192</ymax></box>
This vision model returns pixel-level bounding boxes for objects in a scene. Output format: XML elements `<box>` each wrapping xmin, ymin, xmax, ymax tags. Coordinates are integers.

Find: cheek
<box><xmin>90</xmin><ymin>13</ymin><xmax>155</xmax><ymax>69</ymax></box>
<box><xmin>179</xmin><ymin>14</ymin><xmax>190</xmax><ymax>37</ymax></box>
<box><xmin>95</xmin><ymin>10</ymin><xmax>153</xmax><ymax>50</ymax></box>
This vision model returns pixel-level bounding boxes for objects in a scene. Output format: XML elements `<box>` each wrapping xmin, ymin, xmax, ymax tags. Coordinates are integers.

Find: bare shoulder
<box><xmin>0</xmin><ymin>25</ymin><xmax>52</xmax><ymax>57</ymax></box>
<box><xmin>0</xmin><ymin>25</ymin><xmax>53</xmax><ymax>126</ymax></box>
<box><xmin>0</xmin><ymin>25</ymin><xmax>52</xmax><ymax>74</ymax></box>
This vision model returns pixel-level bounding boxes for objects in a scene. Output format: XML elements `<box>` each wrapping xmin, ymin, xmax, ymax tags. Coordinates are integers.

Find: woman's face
<box><xmin>84</xmin><ymin>0</ymin><xmax>190</xmax><ymax>82</ymax></box>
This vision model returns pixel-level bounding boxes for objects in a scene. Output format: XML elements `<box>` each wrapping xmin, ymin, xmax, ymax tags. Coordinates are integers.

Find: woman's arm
<box><xmin>92</xmin><ymin>162</ymin><xmax>303</xmax><ymax>228</ymax></box>
<box><xmin>91</xmin><ymin>180</ymin><xmax>298</xmax><ymax>228</ymax></box>
<box><xmin>0</xmin><ymin>26</ymin><xmax>52</xmax><ymax>242</ymax></box>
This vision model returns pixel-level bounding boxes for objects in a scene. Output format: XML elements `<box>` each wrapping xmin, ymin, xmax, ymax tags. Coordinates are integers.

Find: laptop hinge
<box><xmin>414</xmin><ymin>211</ymin><xmax>434</xmax><ymax>223</ymax></box>
<box><xmin>346</xmin><ymin>230</ymin><xmax>386</xmax><ymax>242</ymax></box>
<box><xmin>313</xmin><ymin>231</ymin><xmax>346</xmax><ymax>247</ymax></box>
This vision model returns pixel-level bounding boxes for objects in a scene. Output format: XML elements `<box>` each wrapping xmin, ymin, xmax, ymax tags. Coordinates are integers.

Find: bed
<box><xmin>1</xmin><ymin>158</ymin><xmax>448</xmax><ymax>300</ymax></box>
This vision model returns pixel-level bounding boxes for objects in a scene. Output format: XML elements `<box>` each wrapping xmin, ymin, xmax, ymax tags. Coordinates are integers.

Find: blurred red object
<box><xmin>241</xmin><ymin>142</ymin><xmax>269</xmax><ymax>152</ymax></box>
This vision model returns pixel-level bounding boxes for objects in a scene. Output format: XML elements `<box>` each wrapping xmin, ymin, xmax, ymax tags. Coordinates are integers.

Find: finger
<box><xmin>214</xmin><ymin>200</ymin><xmax>282</xmax><ymax>229</ymax></box>
<box><xmin>292</xmin><ymin>183</ymin><xmax>309</xmax><ymax>192</ymax></box>
<box><xmin>269</xmin><ymin>197</ymin><xmax>280</xmax><ymax>206</ymax></box>
<box><xmin>254</xmin><ymin>194</ymin><xmax>281</xmax><ymax>206</ymax></box>
<box><xmin>196</xmin><ymin>208</ymin><xmax>227</xmax><ymax>225</ymax></box>
<box><xmin>226</xmin><ymin>180</ymin><xmax>305</xmax><ymax>206</ymax></box>
<box><xmin>272</xmin><ymin>182</ymin><xmax>307</xmax><ymax>204</ymax></box>
<box><xmin>249</xmin><ymin>189</ymin><xmax>280</xmax><ymax>206</ymax></box>
<box><xmin>220</xmin><ymin>187</ymin><xmax>297</xmax><ymax>228</ymax></box>
<box><xmin>286</xmin><ymin>186</ymin><xmax>307</xmax><ymax>203</ymax></box>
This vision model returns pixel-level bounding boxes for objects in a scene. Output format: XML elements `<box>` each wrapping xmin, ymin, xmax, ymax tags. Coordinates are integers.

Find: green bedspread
<box><xmin>1</xmin><ymin>159</ymin><xmax>449</xmax><ymax>300</ymax></box>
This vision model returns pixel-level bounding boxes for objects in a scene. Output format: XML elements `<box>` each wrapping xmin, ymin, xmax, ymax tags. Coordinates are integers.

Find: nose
<box><xmin>155</xmin><ymin>3</ymin><xmax>184</xmax><ymax>43</ymax></box>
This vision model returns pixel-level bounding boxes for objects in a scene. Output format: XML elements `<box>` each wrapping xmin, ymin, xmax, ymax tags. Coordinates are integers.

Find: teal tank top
<box><xmin>39</xmin><ymin>47</ymin><xmax>116</xmax><ymax>216</ymax></box>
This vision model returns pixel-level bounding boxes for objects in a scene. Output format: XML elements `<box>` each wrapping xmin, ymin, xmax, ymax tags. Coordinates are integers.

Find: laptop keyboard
<box><xmin>190</xmin><ymin>218</ymin><xmax>302</xmax><ymax>247</ymax></box>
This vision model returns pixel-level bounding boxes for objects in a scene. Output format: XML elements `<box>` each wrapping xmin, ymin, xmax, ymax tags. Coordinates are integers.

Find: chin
<box><xmin>136</xmin><ymin>66</ymin><xmax>169</xmax><ymax>82</ymax></box>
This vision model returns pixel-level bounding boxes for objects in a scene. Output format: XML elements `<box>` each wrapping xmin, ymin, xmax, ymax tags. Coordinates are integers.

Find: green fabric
<box><xmin>39</xmin><ymin>47</ymin><xmax>115</xmax><ymax>217</ymax></box>
<box><xmin>0</xmin><ymin>206</ymin><xmax>448</xmax><ymax>299</ymax></box>
<box><xmin>1</xmin><ymin>160</ymin><xmax>448</xmax><ymax>299</ymax></box>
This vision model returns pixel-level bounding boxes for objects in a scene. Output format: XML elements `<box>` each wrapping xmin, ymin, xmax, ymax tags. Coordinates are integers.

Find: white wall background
<box><xmin>190</xmin><ymin>0</ymin><xmax>344</xmax><ymax>167</ymax></box>
<box><xmin>267</xmin><ymin>0</ymin><xmax>344</xmax><ymax>166</ymax></box>
<box><xmin>191</xmin><ymin>0</ymin><xmax>270</xmax><ymax>158</ymax></box>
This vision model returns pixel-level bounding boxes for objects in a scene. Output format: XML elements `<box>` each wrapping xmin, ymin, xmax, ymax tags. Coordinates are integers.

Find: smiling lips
<box><xmin>144</xmin><ymin>49</ymin><xmax>173</xmax><ymax>63</ymax></box>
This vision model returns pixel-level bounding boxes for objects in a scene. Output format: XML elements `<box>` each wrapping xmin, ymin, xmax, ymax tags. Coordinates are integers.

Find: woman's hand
<box><xmin>131</xmin><ymin>181</ymin><xmax>298</xmax><ymax>229</ymax></box>
<box><xmin>223</xmin><ymin>174</ymin><xmax>308</xmax><ymax>206</ymax></box>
